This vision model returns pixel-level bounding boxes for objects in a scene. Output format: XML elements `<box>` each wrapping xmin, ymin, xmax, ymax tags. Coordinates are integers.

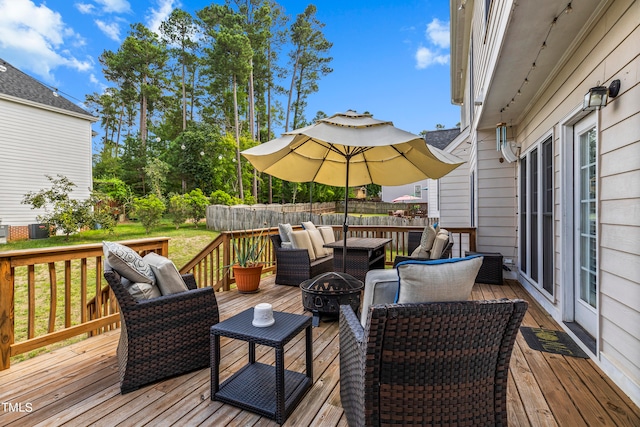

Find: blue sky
<box><xmin>0</xmin><ymin>0</ymin><xmax>460</xmax><ymax>137</ymax></box>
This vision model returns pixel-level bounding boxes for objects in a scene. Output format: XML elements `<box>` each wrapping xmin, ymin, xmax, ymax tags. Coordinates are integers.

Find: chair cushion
<box><xmin>143</xmin><ymin>252</ymin><xmax>189</xmax><ymax>295</ymax></box>
<box><xmin>290</xmin><ymin>230</ymin><xmax>317</xmax><ymax>261</ymax></box>
<box><xmin>307</xmin><ymin>229</ymin><xmax>329</xmax><ymax>258</ymax></box>
<box><xmin>301</xmin><ymin>221</ymin><xmax>317</xmax><ymax>230</ymax></box>
<box><xmin>121</xmin><ymin>277</ymin><xmax>162</xmax><ymax>300</ymax></box>
<box><xmin>395</xmin><ymin>255</ymin><xmax>483</xmax><ymax>303</ymax></box>
<box><xmin>430</xmin><ymin>233</ymin><xmax>449</xmax><ymax>259</ymax></box>
<box><xmin>103</xmin><ymin>241</ymin><xmax>155</xmax><ymax>284</ymax></box>
<box><xmin>318</xmin><ymin>226</ymin><xmax>335</xmax><ymax>244</ymax></box>
<box><xmin>361</xmin><ymin>269</ymin><xmax>401</xmax><ymax>326</ymax></box>
<box><xmin>278</xmin><ymin>223</ymin><xmax>293</xmax><ymax>243</ymax></box>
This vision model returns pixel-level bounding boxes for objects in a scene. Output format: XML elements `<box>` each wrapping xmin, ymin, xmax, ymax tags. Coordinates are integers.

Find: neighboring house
<box><xmin>381</xmin><ymin>128</ymin><xmax>461</xmax><ymax>219</ymax></box>
<box><xmin>447</xmin><ymin>0</ymin><xmax>639</xmax><ymax>405</ymax></box>
<box><xmin>0</xmin><ymin>58</ymin><xmax>97</xmax><ymax>239</ymax></box>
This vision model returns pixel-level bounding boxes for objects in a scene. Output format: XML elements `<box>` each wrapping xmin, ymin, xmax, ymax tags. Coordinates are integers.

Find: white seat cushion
<box><xmin>301</xmin><ymin>221</ymin><xmax>317</xmax><ymax>230</ymax></box>
<box><xmin>307</xmin><ymin>229</ymin><xmax>328</xmax><ymax>258</ymax></box>
<box><xmin>395</xmin><ymin>255</ymin><xmax>483</xmax><ymax>303</ymax></box>
<box><xmin>278</xmin><ymin>223</ymin><xmax>293</xmax><ymax>243</ymax></box>
<box><xmin>290</xmin><ymin>230</ymin><xmax>317</xmax><ymax>261</ymax></box>
<box><xmin>360</xmin><ymin>269</ymin><xmax>400</xmax><ymax>326</ymax></box>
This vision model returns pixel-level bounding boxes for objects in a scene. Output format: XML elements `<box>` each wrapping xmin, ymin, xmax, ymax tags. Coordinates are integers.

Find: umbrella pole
<box><xmin>343</xmin><ymin>157</ymin><xmax>350</xmax><ymax>273</ymax></box>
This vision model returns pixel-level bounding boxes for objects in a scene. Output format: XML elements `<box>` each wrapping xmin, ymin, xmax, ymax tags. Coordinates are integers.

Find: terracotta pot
<box><xmin>233</xmin><ymin>264</ymin><xmax>263</xmax><ymax>293</ymax></box>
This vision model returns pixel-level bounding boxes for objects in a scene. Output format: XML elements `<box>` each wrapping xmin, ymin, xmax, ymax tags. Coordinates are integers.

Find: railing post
<box><xmin>0</xmin><ymin>257</ymin><xmax>14</xmax><ymax>370</ymax></box>
<box><xmin>222</xmin><ymin>233</ymin><xmax>232</xmax><ymax>291</ymax></box>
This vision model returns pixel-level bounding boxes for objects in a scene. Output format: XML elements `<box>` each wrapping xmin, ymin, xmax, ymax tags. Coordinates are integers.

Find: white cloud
<box><xmin>426</xmin><ymin>18</ymin><xmax>450</xmax><ymax>49</ymax></box>
<box><xmin>413</xmin><ymin>18</ymin><xmax>450</xmax><ymax>69</ymax></box>
<box><xmin>415</xmin><ymin>46</ymin><xmax>449</xmax><ymax>69</ymax></box>
<box><xmin>0</xmin><ymin>0</ymin><xmax>92</xmax><ymax>82</ymax></box>
<box><xmin>75</xmin><ymin>3</ymin><xmax>96</xmax><ymax>14</ymax></box>
<box><xmin>146</xmin><ymin>0</ymin><xmax>179</xmax><ymax>34</ymax></box>
<box><xmin>95</xmin><ymin>0</ymin><xmax>131</xmax><ymax>14</ymax></box>
<box><xmin>95</xmin><ymin>19</ymin><xmax>121</xmax><ymax>41</ymax></box>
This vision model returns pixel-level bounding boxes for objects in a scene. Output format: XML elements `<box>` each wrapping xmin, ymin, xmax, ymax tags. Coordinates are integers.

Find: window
<box><xmin>519</xmin><ymin>136</ymin><xmax>554</xmax><ymax>296</ymax></box>
<box><xmin>414</xmin><ymin>185</ymin><xmax>422</xmax><ymax>198</ymax></box>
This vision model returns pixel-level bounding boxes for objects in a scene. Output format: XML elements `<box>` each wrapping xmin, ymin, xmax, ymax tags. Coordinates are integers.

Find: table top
<box><xmin>323</xmin><ymin>237</ymin><xmax>392</xmax><ymax>250</ymax></box>
<box><xmin>211</xmin><ymin>308</ymin><xmax>311</xmax><ymax>346</ymax></box>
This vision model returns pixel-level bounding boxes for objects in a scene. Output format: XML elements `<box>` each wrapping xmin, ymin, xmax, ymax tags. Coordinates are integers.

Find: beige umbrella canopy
<box><xmin>243</xmin><ymin>111</ymin><xmax>464</xmax><ymax>187</ymax></box>
<box><xmin>241</xmin><ymin>110</ymin><xmax>465</xmax><ymax>272</ymax></box>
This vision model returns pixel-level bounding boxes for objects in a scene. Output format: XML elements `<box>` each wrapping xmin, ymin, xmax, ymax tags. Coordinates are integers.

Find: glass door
<box><xmin>574</xmin><ymin>119</ymin><xmax>597</xmax><ymax>338</ymax></box>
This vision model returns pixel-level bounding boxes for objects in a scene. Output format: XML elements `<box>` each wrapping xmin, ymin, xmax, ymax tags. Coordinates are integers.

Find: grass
<box><xmin>3</xmin><ymin>219</ymin><xmax>219</xmax><ymax>363</ymax></box>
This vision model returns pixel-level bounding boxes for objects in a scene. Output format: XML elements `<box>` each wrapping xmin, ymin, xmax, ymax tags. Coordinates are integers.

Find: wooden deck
<box><xmin>1</xmin><ymin>276</ymin><xmax>638</xmax><ymax>426</ymax></box>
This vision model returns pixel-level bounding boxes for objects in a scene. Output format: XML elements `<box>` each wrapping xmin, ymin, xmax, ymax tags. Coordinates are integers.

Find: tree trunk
<box><xmin>233</xmin><ymin>74</ymin><xmax>244</xmax><ymax>200</ymax></box>
<box><xmin>285</xmin><ymin>52</ymin><xmax>300</xmax><ymax>132</ymax></box>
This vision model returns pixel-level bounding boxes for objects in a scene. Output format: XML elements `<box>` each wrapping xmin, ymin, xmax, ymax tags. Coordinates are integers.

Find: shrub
<box><xmin>132</xmin><ymin>194</ymin><xmax>166</xmax><ymax>233</ymax></box>
<box><xmin>184</xmin><ymin>188</ymin><xmax>209</xmax><ymax>228</ymax></box>
<box><xmin>210</xmin><ymin>189</ymin><xmax>233</xmax><ymax>206</ymax></box>
<box><xmin>22</xmin><ymin>175</ymin><xmax>96</xmax><ymax>239</ymax></box>
<box><xmin>168</xmin><ymin>194</ymin><xmax>189</xmax><ymax>229</ymax></box>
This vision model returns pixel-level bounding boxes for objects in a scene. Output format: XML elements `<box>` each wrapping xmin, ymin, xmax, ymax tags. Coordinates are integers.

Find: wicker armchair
<box><xmin>269</xmin><ymin>234</ymin><xmax>333</xmax><ymax>286</ymax></box>
<box><xmin>339</xmin><ymin>299</ymin><xmax>528</xmax><ymax>426</ymax></box>
<box><xmin>104</xmin><ymin>268</ymin><xmax>219</xmax><ymax>394</ymax></box>
<box><xmin>393</xmin><ymin>230</ymin><xmax>453</xmax><ymax>266</ymax></box>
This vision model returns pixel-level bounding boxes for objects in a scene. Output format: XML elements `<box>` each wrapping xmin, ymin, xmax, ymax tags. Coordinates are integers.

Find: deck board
<box><xmin>1</xmin><ymin>276</ymin><xmax>638</xmax><ymax>426</ymax></box>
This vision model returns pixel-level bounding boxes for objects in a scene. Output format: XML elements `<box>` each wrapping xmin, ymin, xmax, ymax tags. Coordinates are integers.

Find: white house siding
<box><xmin>448</xmin><ymin>0</ymin><xmax>640</xmax><ymax>404</ymax></box>
<box><xmin>475</xmin><ymin>130</ymin><xmax>518</xmax><ymax>263</ymax></box>
<box><xmin>380</xmin><ymin>180</ymin><xmax>429</xmax><ymax>204</ymax></box>
<box><xmin>0</xmin><ymin>98</ymin><xmax>93</xmax><ymax>226</ymax></box>
<box><xmin>512</xmin><ymin>0</ymin><xmax>640</xmax><ymax>401</ymax></box>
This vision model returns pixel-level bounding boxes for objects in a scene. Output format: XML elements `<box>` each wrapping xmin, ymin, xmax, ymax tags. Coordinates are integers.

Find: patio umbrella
<box><xmin>242</xmin><ymin>110</ymin><xmax>464</xmax><ymax>271</ymax></box>
<box><xmin>392</xmin><ymin>195</ymin><xmax>421</xmax><ymax>203</ymax></box>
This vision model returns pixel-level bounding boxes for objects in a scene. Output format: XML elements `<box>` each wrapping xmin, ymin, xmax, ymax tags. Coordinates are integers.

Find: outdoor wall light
<box><xmin>583</xmin><ymin>79</ymin><xmax>621</xmax><ymax>111</ymax></box>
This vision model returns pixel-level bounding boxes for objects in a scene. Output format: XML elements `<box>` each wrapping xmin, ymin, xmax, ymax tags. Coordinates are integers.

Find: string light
<box><xmin>497</xmin><ymin>2</ymin><xmax>574</xmax><ymax>115</ymax></box>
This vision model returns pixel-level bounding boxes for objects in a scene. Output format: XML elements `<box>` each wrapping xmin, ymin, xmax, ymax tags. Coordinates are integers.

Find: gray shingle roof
<box><xmin>424</xmin><ymin>128</ymin><xmax>461</xmax><ymax>150</ymax></box>
<box><xmin>0</xmin><ymin>58</ymin><xmax>95</xmax><ymax>119</ymax></box>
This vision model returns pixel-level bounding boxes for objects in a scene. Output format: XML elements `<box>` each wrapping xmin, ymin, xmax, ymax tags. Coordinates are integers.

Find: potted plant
<box><xmin>231</xmin><ymin>227</ymin><xmax>268</xmax><ymax>293</ymax></box>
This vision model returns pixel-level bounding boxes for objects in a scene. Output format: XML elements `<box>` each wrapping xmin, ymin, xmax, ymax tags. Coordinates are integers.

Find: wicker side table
<box><xmin>210</xmin><ymin>309</ymin><xmax>313</xmax><ymax>424</ymax></box>
<box><xmin>465</xmin><ymin>251</ymin><xmax>504</xmax><ymax>285</ymax></box>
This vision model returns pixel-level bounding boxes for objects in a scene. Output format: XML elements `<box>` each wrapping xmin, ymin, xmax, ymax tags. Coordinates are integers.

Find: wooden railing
<box><xmin>0</xmin><ymin>238</ymin><xmax>169</xmax><ymax>370</ymax></box>
<box><xmin>0</xmin><ymin>226</ymin><xmax>475</xmax><ymax>370</ymax></box>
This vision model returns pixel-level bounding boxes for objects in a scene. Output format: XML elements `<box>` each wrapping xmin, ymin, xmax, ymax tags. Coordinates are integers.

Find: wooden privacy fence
<box><xmin>0</xmin><ymin>225</ymin><xmax>475</xmax><ymax>370</ymax></box>
<box><xmin>206</xmin><ymin>204</ymin><xmax>437</xmax><ymax>232</ymax></box>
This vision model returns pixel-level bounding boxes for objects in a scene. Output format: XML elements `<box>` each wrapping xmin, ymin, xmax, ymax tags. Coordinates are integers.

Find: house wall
<box><xmin>456</xmin><ymin>0</ymin><xmax>640</xmax><ymax>404</ymax></box>
<box><xmin>439</xmin><ymin>142</ymin><xmax>471</xmax><ymax>228</ymax></box>
<box><xmin>0</xmin><ymin>98</ymin><xmax>93</xmax><ymax>226</ymax></box>
<box><xmin>513</xmin><ymin>0</ymin><xmax>640</xmax><ymax>400</ymax></box>
<box><xmin>475</xmin><ymin>129</ymin><xmax>518</xmax><ymax>265</ymax></box>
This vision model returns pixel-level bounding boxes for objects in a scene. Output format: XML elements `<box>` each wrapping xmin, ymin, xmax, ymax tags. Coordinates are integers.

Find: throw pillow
<box><xmin>103</xmin><ymin>241</ymin><xmax>155</xmax><ymax>284</ymax></box>
<box><xmin>430</xmin><ymin>233</ymin><xmax>449</xmax><ymax>259</ymax></box>
<box><xmin>395</xmin><ymin>255</ymin><xmax>483</xmax><ymax>303</ymax></box>
<box><xmin>290</xmin><ymin>230</ymin><xmax>317</xmax><ymax>261</ymax></box>
<box><xmin>301</xmin><ymin>221</ymin><xmax>317</xmax><ymax>230</ymax></box>
<box><xmin>121</xmin><ymin>277</ymin><xmax>162</xmax><ymax>300</ymax></box>
<box><xmin>278</xmin><ymin>223</ymin><xmax>293</xmax><ymax>243</ymax></box>
<box><xmin>420</xmin><ymin>225</ymin><xmax>437</xmax><ymax>251</ymax></box>
<box><xmin>307</xmin><ymin>228</ymin><xmax>329</xmax><ymax>257</ymax></box>
<box><xmin>142</xmin><ymin>252</ymin><xmax>189</xmax><ymax>295</ymax></box>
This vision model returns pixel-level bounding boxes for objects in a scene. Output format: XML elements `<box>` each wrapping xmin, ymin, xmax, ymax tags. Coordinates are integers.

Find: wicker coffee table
<box><xmin>210</xmin><ymin>309</ymin><xmax>313</xmax><ymax>424</ymax></box>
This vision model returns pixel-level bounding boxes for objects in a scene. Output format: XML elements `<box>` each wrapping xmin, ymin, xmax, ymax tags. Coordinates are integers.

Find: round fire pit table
<box><xmin>300</xmin><ymin>272</ymin><xmax>363</xmax><ymax>327</ymax></box>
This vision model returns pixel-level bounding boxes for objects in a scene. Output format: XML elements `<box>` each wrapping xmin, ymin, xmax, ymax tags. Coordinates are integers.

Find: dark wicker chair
<box><xmin>269</xmin><ymin>234</ymin><xmax>334</xmax><ymax>286</ymax></box>
<box><xmin>104</xmin><ymin>267</ymin><xmax>219</xmax><ymax>394</ymax></box>
<box><xmin>339</xmin><ymin>299</ymin><xmax>528</xmax><ymax>426</ymax></box>
<box><xmin>393</xmin><ymin>230</ymin><xmax>453</xmax><ymax>266</ymax></box>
